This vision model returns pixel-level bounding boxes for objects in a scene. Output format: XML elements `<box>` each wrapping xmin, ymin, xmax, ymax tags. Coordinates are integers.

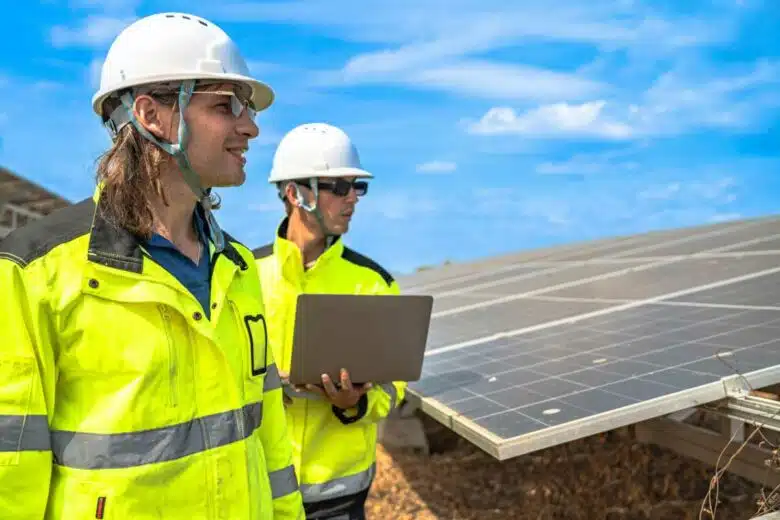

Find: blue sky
<box><xmin>1</xmin><ymin>1</ymin><xmax>779</xmax><ymax>274</ymax></box>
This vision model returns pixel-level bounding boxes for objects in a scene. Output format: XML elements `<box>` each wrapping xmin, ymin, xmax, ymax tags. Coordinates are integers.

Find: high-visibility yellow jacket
<box><xmin>0</xmin><ymin>192</ymin><xmax>304</xmax><ymax>520</ymax></box>
<box><xmin>253</xmin><ymin>218</ymin><xmax>406</xmax><ymax>506</ymax></box>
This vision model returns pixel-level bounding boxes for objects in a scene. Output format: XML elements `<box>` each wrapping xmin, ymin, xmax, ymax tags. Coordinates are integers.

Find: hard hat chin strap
<box><xmin>111</xmin><ymin>80</ymin><xmax>226</xmax><ymax>252</ymax></box>
<box><xmin>292</xmin><ymin>179</ymin><xmax>335</xmax><ymax>248</ymax></box>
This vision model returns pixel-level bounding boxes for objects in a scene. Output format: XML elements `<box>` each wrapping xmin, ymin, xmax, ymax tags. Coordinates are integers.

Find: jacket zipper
<box><xmin>158</xmin><ymin>304</ymin><xmax>178</xmax><ymax>407</ymax></box>
<box><xmin>229</xmin><ymin>300</ymin><xmax>251</xmax><ymax>400</ymax></box>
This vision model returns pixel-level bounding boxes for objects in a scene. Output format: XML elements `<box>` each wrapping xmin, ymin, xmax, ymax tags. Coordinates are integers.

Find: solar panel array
<box><xmin>398</xmin><ymin>215</ymin><xmax>780</xmax><ymax>460</ymax></box>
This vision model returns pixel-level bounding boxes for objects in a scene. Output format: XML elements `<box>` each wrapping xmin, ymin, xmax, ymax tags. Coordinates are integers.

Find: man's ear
<box><xmin>133</xmin><ymin>95</ymin><xmax>170</xmax><ymax>141</ymax></box>
<box><xmin>284</xmin><ymin>182</ymin><xmax>298</xmax><ymax>207</ymax></box>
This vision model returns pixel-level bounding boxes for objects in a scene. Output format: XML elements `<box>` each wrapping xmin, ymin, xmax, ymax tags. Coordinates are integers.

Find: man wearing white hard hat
<box><xmin>254</xmin><ymin>123</ymin><xmax>407</xmax><ymax>520</ymax></box>
<box><xmin>0</xmin><ymin>13</ymin><xmax>304</xmax><ymax>519</ymax></box>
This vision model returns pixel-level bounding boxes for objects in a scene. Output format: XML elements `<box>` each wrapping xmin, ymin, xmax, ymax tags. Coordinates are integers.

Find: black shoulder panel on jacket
<box><xmin>341</xmin><ymin>247</ymin><xmax>394</xmax><ymax>286</ymax></box>
<box><xmin>252</xmin><ymin>243</ymin><xmax>274</xmax><ymax>259</ymax></box>
<box><xmin>219</xmin><ymin>230</ymin><xmax>249</xmax><ymax>270</ymax></box>
<box><xmin>0</xmin><ymin>198</ymin><xmax>94</xmax><ymax>268</ymax></box>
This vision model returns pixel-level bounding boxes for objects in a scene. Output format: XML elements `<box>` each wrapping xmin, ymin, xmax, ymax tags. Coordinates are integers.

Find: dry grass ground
<box><xmin>366</xmin><ymin>414</ymin><xmax>766</xmax><ymax>520</ymax></box>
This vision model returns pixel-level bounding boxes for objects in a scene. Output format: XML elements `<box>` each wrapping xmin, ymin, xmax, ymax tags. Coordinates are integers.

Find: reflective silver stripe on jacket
<box><xmin>269</xmin><ymin>464</ymin><xmax>299</xmax><ymax>499</ymax></box>
<box><xmin>0</xmin><ymin>414</ymin><xmax>51</xmax><ymax>452</ymax></box>
<box><xmin>380</xmin><ymin>383</ymin><xmax>397</xmax><ymax>409</ymax></box>
<box><xmin>300</xmin><ymin>463</ymin><xmax>376</xmax><ymax>503</ymax></box>
<box><xmin>51</xmin><ymin>401</ymin><xmax>263</xmax><ymax>469</ymax></box>
<box><xmin>264</xmin><ymin>363</ymin><xmax>282</xmax><ymax>392</ymax></box>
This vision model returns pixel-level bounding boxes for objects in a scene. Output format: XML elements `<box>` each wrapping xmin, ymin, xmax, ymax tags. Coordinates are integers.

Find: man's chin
<box><xmin>211</xmin><ymin>171</ymin><xmax>247</xmax><ymax>188</ymax></box>
<box><xmin>329</xmin><ymin>222</ymin><xmax>350</xmax><ymax>235</ymax></box>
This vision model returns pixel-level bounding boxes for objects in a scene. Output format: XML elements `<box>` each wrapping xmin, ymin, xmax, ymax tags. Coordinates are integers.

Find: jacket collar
<box><xmin>87</xmin><ymin>186</ymin><xmax>246</xmax><ymax>273</ymax></box>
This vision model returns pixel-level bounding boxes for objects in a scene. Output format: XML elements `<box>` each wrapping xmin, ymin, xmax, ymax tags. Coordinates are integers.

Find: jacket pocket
<box><xmin>0</xmin><ymin>358</ymin><xmax>35</xmax><ymax>467</ymax></box>
<box><xmin>229</xmin><ymin>301</ymin><xmax>269</xmax><ymax>379</ymax></box>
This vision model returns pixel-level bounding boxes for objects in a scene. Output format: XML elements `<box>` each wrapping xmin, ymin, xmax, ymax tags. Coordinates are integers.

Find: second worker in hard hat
<box><xmin>254</xmin><ymin>123</ymin><xmax>406</xmax><ymax>520</ymax></box>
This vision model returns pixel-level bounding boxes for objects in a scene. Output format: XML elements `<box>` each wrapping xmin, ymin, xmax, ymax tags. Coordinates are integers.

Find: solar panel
<box><xmin>543</xmin><ymin>256</ymin><xmax>778</xmax><ymax>301</ymax></box>
<box><xmin>604</xmin><ymin>217</ymin><xmax>779</xmax><ymax>258</ymax></box>
<box><xmin>552</xmin><ymin>219</ymin><xmax>756</xmax><ymax>261</ymax></box>
<box><xmin>724</xmin><ymin>235</ymin><xmax>780</xmax><ymax>253</ymax></box>
<box><xmin>411</xmin><ymin>302</ymin><xmax>780</xmax><ymax>459</ymax></box>
<box><xmin>403</xmin><ymin>214</ymin><xmax>780</xmax><ymax>460</ymax></box>
<box><xmin>427</xmin><ymin>260</ymin><xmax>650</xmax><ymax>301</ymax></box>
<box><xmin>408</xmin><ymin>264</ymin><xmax>556</xmax><ymax>294</ymax></box>
<box><xmin>426</xmin><ymin>298</ymin><xmax>614</xmax><ymax>349</ymax></box>
<box><xmin>395</xmin><ymin>218</ymin><xmax>743</xmax><ymax>290</ymax></box>
<box><xmin>665</xmin><ymin>272</ymin><xmax>780</xmax><ymax>308</ymax></box>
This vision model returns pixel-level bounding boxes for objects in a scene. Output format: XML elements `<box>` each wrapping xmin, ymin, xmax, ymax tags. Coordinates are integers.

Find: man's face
<box><xmin>291</xmin><ymin>177</ymin><xmax>367</xmax><ymax>235</ymax></box>
<box><xmin>184</xmin><ymin>83</ymin><xmax>259</xmax><ymax>188</ymax></box>
<box><xmin>150</xmin><ymin>82</ymin><xmax>260</xmax><ymax>188</ymax></box>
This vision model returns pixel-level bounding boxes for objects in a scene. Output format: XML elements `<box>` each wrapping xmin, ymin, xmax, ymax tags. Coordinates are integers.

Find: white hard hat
<box><xmin>92</xmin><ymin>12</ymin><xmax>274</xmax><ymax>119</ymax></box>
<box><xmin>268</xmin><ymin>123</ymin><xmax>373</xmax><ymax>183</ymax></box>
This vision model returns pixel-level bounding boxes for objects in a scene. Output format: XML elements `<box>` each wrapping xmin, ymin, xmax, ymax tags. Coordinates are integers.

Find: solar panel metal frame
<box><xmin>404</xmin><ymin>214</ymin><xmax>780</xmax><ymax>460</ymax></box>
<box><xmin>410</xmin><ymin>364</ymin><xmax>780</xmax><ymax>460</ymax></box>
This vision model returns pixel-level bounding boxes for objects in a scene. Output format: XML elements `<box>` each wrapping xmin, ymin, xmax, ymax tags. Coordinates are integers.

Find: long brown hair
<box><xmin>94</xmin><ymin>85</ymin><xmax>178</xmax><ymax>240</ymax></box>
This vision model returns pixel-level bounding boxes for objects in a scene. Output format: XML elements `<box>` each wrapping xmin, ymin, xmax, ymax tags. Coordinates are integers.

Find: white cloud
<box><xmin>466</xmin><ymin>58</ymin><xmax>780</xmax><ymax>141</ymax></box>
<box><xmin>221</xmin><ymin>1</ymin><xmax>774</xmax><ymax>141</ymax></box>
<box><xmin>690</xmin><ymin>177</ymin><xmax>737</xmax><ymax>200</ymax></box>
<box><xmin>0</xmin><ymin>74</ymin><xmax>110</xmax><ymax>201</ymax></box>
<box><xmin>88</xmin><ymin>58</ymin><xmax>103</xmax><ymax>89</ymax></box>
<box><xmin>465</xmin><ymin>101</ymin><xmax>633</xmax><ymax>139</ymax></box>
<box><xmin>464</xmin><ymin>167</ymin><xmax>748</xmax><ymax>238</ymax></box>
<box><xmin>472</xmin><ymin>187</ymin><xmax>573</xmax><ymax>227</ymax></box>
<box><xmin>213</xmin><ymin>1</ymin><xmax>739</xmax><ymax>105</ymax></box>
<box><xmin>411</xmin><ymin>62</ymin><xmax>605</xmax><ymax>102</ymax></box>
<box><xmin>416</xmin><ymin>161</ymin><xmax>457</xmax><ymax>174</ymax></box>
<box><xmin>536</xmin><ymin>146</ymin><xmax>645</xmax><ymax>175</ymax></box>
<box><xmin>248</xmin><ymin>202</ymin><xmax>281</xmax><ymax>213</ymax></box>
<box><xmin>247</xmin><ymin>61</ymin><xmax>288</xmax><ymax>76</ymax></box>
<box><xmin>709</xmin><ymin>212</ymin><xmax>742</xmax><ymax>223</ymax></box>
<box><xmin>50</xmin><ymin>16</ymin><xmax>135</xmax><ymax>48</ymax></box>
<box><xmin>536</xmin><ymin>159</ymin><xmax>639</xmax><ymax>176</ymax></box>
<box><xmin>638</xmin><ymin>182</ymin><xmax>682</xmax><ymax>200</ymax></box>
<box><xmin>321</xmin><ymin>59</ymin><xmax>606</xmax><ymax>102</ymax></box>
<box><xmin>340</xmin><ymin>34</ymin><xmax>500</xmax><ymax>77</ymax></box>
<box><xmin>212</xmin><ymin>1</ymin><xmax>732</xmax><ymax>50</ymax></box>
<box><xmin>637</xmin><ymin>177</ymin><xmax>738</xmax><ymax>204</ymax></box>
<box><xmin>358</xmin><ymin>191</ymin><xmax>440</xmax><ymax>220</ymax></box>
<box><xmin>69</xmin><ymin>0</ymin><xmax>140</xmax><ymax>10</ymax></box>
<box><xmin>629</xmin><ymin>59</ymin><xmax>780</xmax><ymax>135</ymax></box>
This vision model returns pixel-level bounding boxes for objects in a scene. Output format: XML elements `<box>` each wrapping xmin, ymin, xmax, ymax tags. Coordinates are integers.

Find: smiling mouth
<box><xmin>227</xmin><ymin>147</ymin><xmax>247</xmax><ymax>163</ymax></box>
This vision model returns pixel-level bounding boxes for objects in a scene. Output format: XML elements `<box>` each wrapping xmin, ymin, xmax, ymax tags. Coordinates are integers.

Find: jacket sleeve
<box><xmin>332</xmin><ymin>381</ymin><xmax>407</xmax><ymax>425</ymax></box>
<box><xmin>0</xmin><ymin>256</ymin><xmax>55</xmax><ymax>519</ymax></box>
<box><xmin>331</xmin><ymin>279</ymin><xmax>408</xmax><ymax>425</ymax></box>
<box><xmin>259</xmin><ymin>351</ymin><xmax>305</xmax><ymax>519</ymax></box>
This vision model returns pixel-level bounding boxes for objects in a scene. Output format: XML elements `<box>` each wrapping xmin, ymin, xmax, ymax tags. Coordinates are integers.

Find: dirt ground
<box><xmin>365</xmin><ymin>413</ymin><xmax>773</xmax><ymax>520</ymax></box>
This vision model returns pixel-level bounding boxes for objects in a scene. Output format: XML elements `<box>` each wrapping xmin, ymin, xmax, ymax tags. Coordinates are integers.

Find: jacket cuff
<box><xmin>332</xmin><ymin>394</ymin><xmax>368</xmax><ymax>425</ymax></box>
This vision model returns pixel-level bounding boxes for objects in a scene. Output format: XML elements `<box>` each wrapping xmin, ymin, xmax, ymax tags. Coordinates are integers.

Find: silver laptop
<box><xmin>288</xmin><ymin>293</ymin><xmax>433</xmax><ymax>386</ymax></box>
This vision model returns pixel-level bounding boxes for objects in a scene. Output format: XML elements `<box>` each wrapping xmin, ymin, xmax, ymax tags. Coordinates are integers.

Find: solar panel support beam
<box><xmin>634</xmin><ymin>416</ymin><xmax>780</xmax><ymax>487</ymax></box>
<box><xmin>702</xmin><ymin>394</ymin><xmax>780</xmax><ymax>434</ymax></box>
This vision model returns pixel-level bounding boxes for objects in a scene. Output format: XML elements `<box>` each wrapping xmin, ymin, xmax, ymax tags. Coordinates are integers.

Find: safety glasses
<box><xmin>296</xmin><ymin>179</ymin><xmax>369</xmax><ymax>197</ymax></box>
<box><xmin>192</xmin><ymin>90</ymin><xmax>257</xmax><ymax>121</ymax></box>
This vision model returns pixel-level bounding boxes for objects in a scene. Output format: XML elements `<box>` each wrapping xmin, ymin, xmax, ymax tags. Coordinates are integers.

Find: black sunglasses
<box><xmin>296</xmin><ymin>179</ymin><xmax>369</xmax><ymax>197</ymax></box>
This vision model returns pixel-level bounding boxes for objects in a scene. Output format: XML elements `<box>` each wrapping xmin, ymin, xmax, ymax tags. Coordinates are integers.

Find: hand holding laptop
<box><xmin>281</xmin><ymin>367</ymin><xmax>372</xmax><ymax>409</ymax></box>
<box><xmin>303</xmin><ymin>368</ymin><xmax>372</xmax><ymax>410</ymax></box>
